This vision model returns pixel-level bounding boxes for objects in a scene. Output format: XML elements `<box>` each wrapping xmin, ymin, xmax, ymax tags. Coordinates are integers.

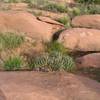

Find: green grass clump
<box><xmin>77</xmin><ymin>0</ymin><xmax>100</xmax><ymax>4</ymax></box>
<box><xmin>45</xmin><ymin>41</ymin><xmax>67</xmax><ymax>54</ymax></box>
<box><xmin>43</xmin><ymin>3</ymin><xmax>67</xmax><ymax>13</ymax></box>
<box><xmin>67</xmin><ymin>6</ymin><xmax>88</xmax><ymax>18</ymax></box>
<box><xmin>77</xmin><ymin>4</ymin><xmax>100</xmax><ymax>15</ymax></box>
<box><xmin>4</xmin><ymin>56</ymin><xmax>23</xmax><ymax>71</ymax></box>
<box><xmin>67</xmin><ymin>4</ymin><xmax>100</xmax><ymax>19</ymax></box>
<box><xmin>0</xmin><ymin>32</ymin><xmax>24</xmax><ymax>50</ymax></box>
<box><xmin>57</xmin><ymin>16</ymin><xmax>71</xmax><ymax>28</ymax></box>
<box><xmin>29</xmin><ymin>51</ymin><xmax>75</xmax><ymax>71</ymax></box>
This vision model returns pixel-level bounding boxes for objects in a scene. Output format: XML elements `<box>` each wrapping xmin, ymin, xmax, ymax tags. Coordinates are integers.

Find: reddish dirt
<box><xmin>0</xmin><ymin>72</ymin><xmax>100</xmax><ymax>100</ymax></box>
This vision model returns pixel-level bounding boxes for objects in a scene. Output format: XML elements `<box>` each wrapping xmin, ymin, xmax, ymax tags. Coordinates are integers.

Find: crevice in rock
<box><xmin>52</xmin><ymin>28</ymin><xmax>66</xmax><ymax>41</ymax></box>
<box><xmin>36</xmin><ymin>16</ymin><xmax>64</xmax><ymax>26</ymax></box>
<box><xmin>71</xmin><ymin>51</ymin><xmax>100</xmax><ymax>58</ymax></box>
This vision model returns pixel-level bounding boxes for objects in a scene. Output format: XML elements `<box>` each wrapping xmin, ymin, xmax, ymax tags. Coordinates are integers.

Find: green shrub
<box><xmin>0</xmin><ymin>32</ymin><xmax>24</xmax><ymax>50</ymax></box>
<box><xmin>88</xmin><ymin>5</ymin><xmax>100</xmax><ymax>14</ymax></box>
<box><xmin>71</xmin><ymin>7</ymin><xmax>81</xmax><ymax>16</ymax></box>
<box><xmin>29</xmin><ymin>51</ymin><xmax>75</xmax><ymax>72</ymax></box>
<box><xmin>4</xmin><ymin>56</ymin><xmax>23</xmax><ymax>71</ymax></box>
<box><xmin>67</xmin><ymin>5</ymin><xmax>89</xmax><ymax>18</ymax></box>
<box><xmin>67</xmin><ymin>4</ymin><xmax>100</xmax><ymax>18</ymax></box>
<box><xmin>74</xmin><ymin>5</ymin><xmax>89</xmax><ymax>16</ymax></box>
<box><xmin>76</xmin><ymin>4</ymin><xmax>100</xmax><ymax>15</ymax></box>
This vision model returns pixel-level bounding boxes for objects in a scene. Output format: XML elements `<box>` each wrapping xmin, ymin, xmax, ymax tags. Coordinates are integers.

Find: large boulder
<box><xmin>76</xmin><ymin>53</ymin><xmax>100</xmax><ymax>68</ymax></box>
<box><xmin>0</xmin><ymin>11</ymin><xmax>62</xmax><ymax>42</ymax></box>
<box><xmin>0</xmin><ymin>72</ymin><xmax>100</xmax><ymax>100</ymax></box>
<box><xmin>72</xmin><ymin>15</ymin><xmax>100</xmax><ymax>29</ymax></box>
<box><xmin>58</xmin><ymin>28</ymin><xmax>100</xmax><ymax>51</ymax></box>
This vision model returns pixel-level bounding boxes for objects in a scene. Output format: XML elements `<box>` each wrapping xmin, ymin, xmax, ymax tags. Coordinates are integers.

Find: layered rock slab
<box><xmin>0</xmin><ymin>11</ymin><xmax>62</xmax><ymax>42</ymax></box>
<box><xmin>0</xmin><ymin>72</ymin><xmax>100</xmax><ymax>100</ymax></box>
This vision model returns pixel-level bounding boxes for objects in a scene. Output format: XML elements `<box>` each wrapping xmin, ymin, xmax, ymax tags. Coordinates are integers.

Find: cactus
<box><xmin>48</xmin><ymin>51</ymin><xmax>75</xmax><ymax>71</ymax></box>
<box><xmin>33</xmin><ymin>53</ymin><xmax>49</xmax><ymax>68</ymax></box>
<box><xmin>30</xmin><ymin>51</ymin><xmax>75</xmax><ymax>72</ymax></box>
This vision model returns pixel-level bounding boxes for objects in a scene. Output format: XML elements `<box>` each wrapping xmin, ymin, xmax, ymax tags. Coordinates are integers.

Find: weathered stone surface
<box><xmin>0</xmin><ymin>72</ymin><xmax>100</xmax><ymax>100</ymax></box>
<box><xmin>37</xmin><ymin>16</ymin><xmax>64</xmax><ymax>33</ymax></box>
<box><xmin>72</xmin><ymin>15</ymin><xmax>100</xmax><ymax>29</ymax></box>
<box><xmin>0</xmin><ymin>90</ymin><xmax>6</xmax><ymax>100</ymax></box>
<box><xmin>0</xmin><ymin>11</ymin><xmax>61</xmax><ymax>42</ymax></box>
<box><xmin>58</xmin><ymin>28</ymin><xmax>100</xmax><ymax>51</ymax></box>
<box><xmin>76</xmin><ymin>53</ymin><xmax>100</xmax><ymax>68</ymax></box>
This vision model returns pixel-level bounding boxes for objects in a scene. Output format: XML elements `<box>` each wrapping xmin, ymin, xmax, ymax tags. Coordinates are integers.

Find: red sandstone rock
<box><xmin>0</xmin><ymin>72</ymin><xmax>100</xmax><ymax>100</ymax></box>
<box><xmin>58</xmin><ymin>28</ymin><xmax>100</xmax><ymax>51</ymax></box>
<box><xmin>0</xmin><ymin>11</ymin><xmax>61</xmax><ymax>42</ymax></box>
<box><xmin>72</xmin><ymin>15</ymin><xmax>100</xmax><ymax>29</ymax></box>
<box><xmin>76</xmin><ymin>53</ymin><xmax>100</xmax><ymax>68</ymax></box>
